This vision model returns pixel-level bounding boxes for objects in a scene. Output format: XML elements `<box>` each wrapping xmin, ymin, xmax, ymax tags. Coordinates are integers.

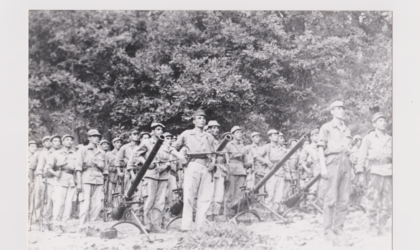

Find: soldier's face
<box><xmin>141</xmin><ymin>134</ymin><xmax>150</xmax><ymax>140</ymax></box>
<box><xmin>52</xmin><ymin>138</ymin><xmax>62</xmax><ymax>149</ymax></box>
<box><xmin>165</xmin><ymin>136</ymin><xmax>172</xmax><ymax>145</ymax></box>
<box><xmin>269</xmin><ymin>133</ymin><xmax>279</xmax><ymax>142</ymax></box>
<box><xmin>113</xmin><ymin>140</ymin><xmax>122</xmax><ymax>150</ymax></box>
<box><xmin>311</xmin><ymin>134</ymin><xmax>318</xmax><ymax>143</ymax></box>
<box><xmin>131</xmin><ymin>132</ymin><xmax>140</xmax><ymax>142</ymax></box>
<box><xmin>252</xmin><ymin>135</ymin><xmax>261</xmax><ymax>144</ymax></box>
<box><xmin>29</xmin><ymin>144</ymin><xmax>37</xmax><ymax>153</ymax></box>
<box><xmin>374</xmin><ymin>118</ymin><xmax>387</xmax><ymax>131</ymax></box>
<box><xmin>193</xmin><ymin>115</ymin><xmax>207</xmax><ymax>128</ymax></box>
<box><xmin>233</xmin><ymin>130</ymin><xmax>243</xmax><ymax>140</ymax></box>
<box><xmin>172</xmin><ymin>136</ymin><xmax>177</xmax><ymax>143</ymax></box>
<box><xmin>63</xmin><ymin>138</ymin><xmax>73</xmax><ymax>148</ymax></box>
<box><xmin>88</xmin><ymin>135</ymin><xmax>100</xmax><ymax>145</ymax></box>
<box><xmin>331</xmin><ymin>106</ymin><xmax>345</xmax><ymax>120</ymax></box>
<box><xmin>101</xmin><ymin>143</ymin><xmax>109</xmax><ymax>151</ymax></box>
<box><xmin>209</xmin><ymin>126</ymin><xmax>220</xmax><ymax>136</ymax></box>
<box><xmin>278</xmin><ymin>135</ymin><xmax>285</xmax><ymax>144</ymax></box>
<box><xmin>153</xmin><ymin>127</ymin><xmax>164</xmax><ymax>137</ymax></box>
<box><xmin>43</xmin><ymin>140</ymin><xmax>52</xmax><ymax>149</ymax></box>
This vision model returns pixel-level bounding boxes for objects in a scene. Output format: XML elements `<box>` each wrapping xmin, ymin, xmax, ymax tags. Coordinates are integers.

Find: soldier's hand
<box><xmin>321</xmin><ymin>168</ymin><xmax>328</xmax><ymax>179</ymax></box>
<box><xmin>77</xmin><ymin>183</ymin><xmax>82</xmax><ymax>193</ymax></box>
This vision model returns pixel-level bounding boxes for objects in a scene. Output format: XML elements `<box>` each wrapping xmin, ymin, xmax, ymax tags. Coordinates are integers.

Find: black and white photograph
<box><xmin>26</xmin><ymin>9</ymin><xmax>394</xmax><ymax>250</ymax></box>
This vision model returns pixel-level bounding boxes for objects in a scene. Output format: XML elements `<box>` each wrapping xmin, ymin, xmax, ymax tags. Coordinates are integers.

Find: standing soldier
<box><xmin>243</xmin><ymin>132</ymin><xmax>264</xmax><ymax>207</ymax></box>
<box><xmin>317</xmin><ymin>101</ymin><xmax>352</xmax><ymax>242</ymax></box>
<box><xmin>299</xmin><ymin>129</ymin><xmax>325</xmax><ymax>202</ymax></box>
<box><xmin>170</xmin><ymin>109</ymin><xmax>216</xmax><ymax>231</ymax></box>
<box><xmin>355</xmin><ymin>112</ymin><xmax>392</xmax><ymax>236</ymax></box>
<box><xmin>254</xmin><ymin>130</ymin><xmax>288</xmax><ymax>215</ymax></box>
<box><xmin>172</xmin><ymin>135</ymin><xmax>178</xmax><ymax>144</ymax></box>
<box><xmin>115</xmin><ymin>129</ymin><xmax>141</xmax><ymax>195</ymax></box>
<box><xmin>28</xmin><ymin>140</ymin><xmax>39</xmax><ymax>223</ymax></box>
<box><xmin>75</xmin><ymin>129</ymin><xmax>108</xmax><ymax>231</ymax></box>
<box><xmin>46</xmin><ymin>134</ymin><xmax>77</xmax><ymax>232</ymax></box>
<box><xmin>140</xmin><ymin>131</ymin><xmax>151</xmax><ymax>141</ymax></box>
<box><xmin>223</xmin><ymin>126</ymin><xmax>247</xmax><ymax>216</ymax></box>
<box><xmin>127</xmin><ymin>122</ymin><xmax>168</xmax><ymax>233</ymax></box>
<box><xmin>100</xmin><ymin>140</ymin><xmax>110</xmax><ymax>153</ymax></box>
<box><xmin>42</xmin><ymin>135</ymin><xmax>62</xmax><ymax>230</ymax></box>
<box><xmin>31</xmin><ymin>136</ymin><xmax>51</xmax><ymax>226</ymax></box>
<box><xmin>286</xmin><ymin>138</ymin><xmax>300</xmax><ymax>198</ymax></box>
<box><xmin>105</xmin><ymin>138</ymin><xmax>123</xmax><ymax>207</ymax></box>
<box><xmin>207</xmin><ymin>120</ymin><xmax>228</xmax><ymax>219</ymax></box>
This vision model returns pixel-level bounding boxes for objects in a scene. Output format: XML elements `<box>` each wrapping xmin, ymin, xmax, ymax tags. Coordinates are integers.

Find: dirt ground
<box><xmin>27</xmin><ymin>208</ymin><xmax>392</xmax><ymax>250</ymax></box>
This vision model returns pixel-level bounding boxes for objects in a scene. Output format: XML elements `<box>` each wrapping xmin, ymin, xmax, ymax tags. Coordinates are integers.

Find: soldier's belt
<box><xmin>63</xmin><ymin>169</ymin><xmax>75</xmax><ymax>175</ymax></box>
<box><xmin>83</xmin><ymin>165</ymin><xmax>103</xmax><ymax>172</ymax></box>
<box><xmin>369</xmin><ymin>158</ymin><xmax>392</xmax><ymax>165</ymax></box>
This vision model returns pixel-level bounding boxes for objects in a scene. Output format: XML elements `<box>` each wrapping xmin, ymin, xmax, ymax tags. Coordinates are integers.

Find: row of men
<box><xmin>28</xmin><ymin>101</ymin><xmax>392</xmax><ymax>240</ymax></box>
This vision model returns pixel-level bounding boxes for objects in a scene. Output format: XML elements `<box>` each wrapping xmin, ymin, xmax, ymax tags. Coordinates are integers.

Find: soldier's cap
<box><xmin>62</xmin><ymin>134</ymin><xmax>74</xmax><ymax>141</ymax></box>
<box><xmin>50</xmin><ymin>135</ymin><xmax>61</xmax><ymax>141</ymax></box>
<box><xmin>353</xmin><ymin>135</ymin><xmax>362</xmax><ymax>140</ymax></box>
<box><xmin>251</xmin><ymin>132</ymin><xmax>261</xmax><ymax>138</ymax></box>
<box><xmin>267</xmin><ymin>129</ymin><xmax>280</xmax><ymax>136</ymax></box>
<box><xmin>163</xmin><ymin>132</ymin><xmax>173</xmax><ymax>138</ymax></box>
<box><xmin>204</xmin><ymin>125</ymin><xmax>209</xmax><ymax>131</ymax></box>
<box><xmin>28</xmin><ymin>140</ymin><xmax>37</xmax><ymax>145</ymax></box>
<box><xmin>87</xmin><ymin>129</ymin><xmax>101</xmax><ymax>137</ymax></box>
<box><xmin>42</xmin><ymin>136</ymin><xmax>51</xmax><ymax>143</ymax></box>
<box><xmin>151</xmin><ymin>122</ymin><xmax>165</xmax><ymax>129</ymax></box>
<box><xmin>100</xmin><ymin>139</ymin><xmax>110</xmax><ymax>145</ymax></box>
<box><xmin>231</xmin><ymin>126</ymin><xmax>242</xmax><ymax>134</ymax></box>
<box><xmin>207</xmin><ymin>120</ymin><xmax>220</xmax><ymax>127</ymax></box>
<box><xmin>112</xmin><ymin>137</ymin><xmax>122</xmax><ymax>144</ymax></box>
<box><xmin>139</xmin><ymin>131</ymin><xmax>150</xmax><ymax>137</ymax></box>
<box><xmin>287</xmin><ymin>138</ymin><xmax>298</xmax><ymax>145</ymax></box>
<box><xmin>372</xmin><ymin>112</ymin><xmax>386</xmax><ymax>123</ymax></box>
<box><xmin>130</xmin><ymin>128</ymin><xmax>140</xmax><ymax>134</ymax></box>
<box><xmin>329</xmin><ymin>101</ymin><xmax>345</xmax><ymax>110</ymax></box>
<box><xmin>193</xmin><ymin>109</ymin><xmax>207</xmax><ymax>118</ymax></box>
<box><xmin>310</xmin><ymin>129</ymin><xmax>319</xmax><ymax>136</ymax></box>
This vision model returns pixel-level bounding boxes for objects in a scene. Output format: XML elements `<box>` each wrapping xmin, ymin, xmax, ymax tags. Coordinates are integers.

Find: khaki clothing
<box><xmin>29</xmin><ymin>151</ymin><xmax>40</xmax><ymax>171</ymax></box>
<box><xmin>75</xmin><ymin>143</ymin><xmax>108</xmax><ymax>185</ymax></box>
<box><xmin>225</xmin><ymin>175</ymin><xmax>246</xmax><ymax>215</ymax></box>
<box><xmin>52</xmin><ymin>184</ymin><xmax>76</xmax><ymax>226</ymax></box>
<box><xmin>79</xmin><ymin>183</ymin><xmax>104</xmax><ymax>226</ymax></box>
<box><xmin>35</xmin><ymin>149</ymin><xmax>49</xmax><ymax>176</ymax></box>
<box><xmin>356</xmin><ymin>131</ymin><xmax>392</xmax><ymax>176</ymax></box>
<box><xmin>299</xmin><ymin>143</ymin><xmax>321</xmax><ymax>178</ymax></box>
<box><xmin>115</xmin><ymin>142</ymin><xmax>138</xmax><ymax>193</ymax></box>
<box><xmin>224</xmin><ymin>140</ymin><xmax>247</xmax><ymax>176</ymax></box>
<box><xmin>42</xmin><ymin>183</ymin><xmax>54</xmax><ymax>225</ymax></box>
<box><xmin>256</xmin><ymin>143</ymin><xmax>288</xmax><ymax>177</ymax></box>
<box><xmin>318</xmin><ymin>119</ymin><xmax>352</xmax><ymax>234</ymax></box>
<box><xmin>367</xmin><ymin>174</ymin><xmax>392</xmax><ymax>228</ymax></box>
<box><xmin>171</xmin><ymin>129</ymin><xmax>215</xmax><ymax>230</ymax></box>
<box><xmin>105</xmin><ymin>149</ymin><xmax>119</xmax><ymax>183</ymax></box>
<box><xmin>47</xmin><ymin>148</ymin><xmax>77</xmax><ymax>188</ymax></box>
<box><xmin>143</xmin><ymin>178</ymin><xmax>168</xmax><ymax>226</ymax></box>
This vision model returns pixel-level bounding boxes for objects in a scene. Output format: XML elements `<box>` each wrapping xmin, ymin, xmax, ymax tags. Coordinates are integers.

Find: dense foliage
<box><xmin>29</xmin><ymin>11</ymin><xmax>392</xmax><ymax>144</ymax></box>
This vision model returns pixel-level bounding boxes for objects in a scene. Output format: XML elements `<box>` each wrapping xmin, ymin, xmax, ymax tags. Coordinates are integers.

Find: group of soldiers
<box><xmin>28</xmin><ymin>100</ymin><xmax>392</xmax><ymax>243</ymax></box>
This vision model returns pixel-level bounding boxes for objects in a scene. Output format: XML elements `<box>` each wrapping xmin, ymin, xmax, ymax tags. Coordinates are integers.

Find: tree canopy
<box><xmin>29</xmin><ymin>10</ymin><xmax>392</xmax><ymax>144</ymax></box>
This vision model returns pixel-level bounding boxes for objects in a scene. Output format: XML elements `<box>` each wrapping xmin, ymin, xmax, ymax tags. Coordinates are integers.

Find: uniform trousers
<box><xmin>181</xmin><ymin>162</ymin><xmax>214</xmax><ymax>230</ymax></box>
<box><xmin>323</xmin><ymin>154</ymin><xmax>351</xmax><ymax>234</ymax></box>
<box><xmin>42</xmin><ymin>182</ymin><xmax>55</xmax><ymax>225</ymax></box>
<box><xmin>143</xmin><ymin>178</ymin><xmax>168</xmax><ymax>225</ymax></box>
<box><xmin>208</xmin><ymin>176</ymin><xmax>225</xmax><ymax>215</ymax></box>
<box><xmin>225</xmin><ymin>175</ymin><xmax>246</xmax><ymax>215</ymax></box>
<box><xmin>265</xmin><ymin>175</ymin><xmax>290</xmax><ymax>212</ymax></box>
<box><xmin>166</xmin><ymin>175</ymin><xmax>177</xmax><ymax>209</ymax></box>
<box><xmin>52</xmin><ymin>185</ymin><xmax>76</xmax><ymax>225</ymax></box>
<box><xmin>367</xmin><ymin>174</ymin><xmax>392</xmax><ymax>229</ymax></box>
<box><xmin>79</xmin><ymin>183</ymin><xmax>104</xmax><ymax>226</ymax></box>
<box><xmin>308</xmin><ymin>168</ymin><xmax>327</xmax><ymax>202</ymax></box>
<box><xmin>32</xmin><ymin>177</ymin><xmax>45</xmax><ymax>221</ymax></box>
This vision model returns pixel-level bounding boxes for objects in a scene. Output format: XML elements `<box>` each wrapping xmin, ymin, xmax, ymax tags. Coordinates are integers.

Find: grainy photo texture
<box><xmin>28</xmin><ymin>10</ymin><xmax>392</xmax><ymax>250</ymax></box>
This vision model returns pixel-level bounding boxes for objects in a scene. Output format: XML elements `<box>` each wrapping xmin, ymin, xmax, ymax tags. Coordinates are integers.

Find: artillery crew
<box><xmin>28</xmin><ymin>105</ymin><xmax>392</xmax><ymax>242</ymax></box>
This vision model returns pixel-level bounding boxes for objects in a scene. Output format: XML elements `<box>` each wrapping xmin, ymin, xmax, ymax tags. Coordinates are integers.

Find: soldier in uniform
<box><xmin>100</xmin><ymin>139</ymin><xmax>110</xmax><ymax>153</ymax></box>
<box><xmin>46</xmin><ymin>134</ymin><xmax>77</xmax><ymax>232</ymax></box>
<box><xmin>355</xmin><ymin>112</ymin><xmax>392</xmax><ymax>236</ymax></box>
<box><xmin>75</xmin><ymin>129</ymin><xmax>108</xmax><ymax>231</ymax></box>
<box><xmin>317</xmin><ymin>101</ymin><xmax>352</xmax><ymax>241</ymax></box>
<box><xmin>206</xmin><ymin>120</ymin><xmax>228</xmax><ymax>218</ymax></box>
<box><xmin>42</xmin><ymin>135</ymin><xmax>62</xmax><ymax>230</ymax></box>
<box><xmin>243</xmin><ymin>132</ymin><xmax>264</xmax><ymax>204</ymax></box>
<box><xmin>254</xmin><ymin>130</ymin><xmax>288</xmax><ymax>214</ymax></box>
<box><xmin>140</xmin><ymin>131</ymin><xmax>151</xmax><ymax>141</ymax></box>
<box><xmin>172</xmin><ymin>135</ymin><xmax>178</xmax><ymax>144</ymax></box>
<box><xmin>299</xmin><ymin>129</ymin><xmax>325</xmax><ymax>201</ymax></box>
<box><xmin>115</xmin><ymin>128</ymin><xmax>141</xmax><ymax>195</ymax></box>
<box><xmin>223</xmin><ymin>126</ymin><xmax>248</xmax><ymax>216</ymax></box>
<box><xmin>127</xmin><ymin>122</ymin><xmax>168</xmax><ymax>233</ymax></box>
<box><xmin>105</xmin><ymin>137</ymin><xmax>123</xmax><ymax>207</ymax></box>
<box><xmin>30</xmin><ymin>136</ymin><xmax>51</xmax><ymax>225</ymax></box>
<box><xmin>170</xmin><ymin>109</ymin><xmax>216</xmax><ymax>231</ymax></box>
<box><xmin>28</xmin><ymin>140</ymin><xmax>39</xmax><ymax>222</ymax></box>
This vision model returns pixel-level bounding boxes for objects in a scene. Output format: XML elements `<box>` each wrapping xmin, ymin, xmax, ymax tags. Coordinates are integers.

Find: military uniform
<box><xmin>318</xmin><ymin>101</ymin><xmax>352</xmax><ymax>236</ymax></box>
<box><xmin>243</xmin><ymin>134</ymin><xmax>264</xmax><ymax>202</ymax></box>
<box><xmin>355</xmin><ymin>113</ymin><xmax>392</xmax><ymax>234</ymax></box>
<box><xmin>28</xmin><ymin>141</ymin><xmax>40</xmax><ymax>220</ymax></box>
<box><xmin>105</xmin><ymin>141</ymin><xmax>120</xmax><ymax>206</ymax></box>
<box><xmin>115</xmin><ymin>141</ymin><xmax>139</xmax><ymax>195</ymax></box>
<box><xmin>47</xmin><ymin>135</ymin><xmax>77</xmax><ymax>228</ymax></box>
<box><xmin>171</xmin><ymin>113</ymin><xmax>216</xmax><ymax>230</ymax></box>
<box><xmin>75</xmin><ymin>130</ymin><xmax>108</xmax><ymax>227</ymax></box>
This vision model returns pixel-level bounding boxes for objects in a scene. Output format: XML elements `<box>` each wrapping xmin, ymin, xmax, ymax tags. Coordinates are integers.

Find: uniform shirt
<box><xmin>213</xmin><ymin>137</ymin><xmax>227</xmax><ymax>178</ymax></box>
<box><xmin>75</xmin><ymin>143</ymin><xmax>108</xmax><ymax>185</ymax></box>
<box><xmin>255</xmin><ymin>143</ymin><xmax>288</xmax><ymax>177</ymax></box>
<box><xmin>35</xmin><ymin>148</ymin><xmax>51</xmax><ymax>176</ymax></box>
<box><xmin>115</xmin><ymin>142</ymin><xmax>139</xmax><ymax>169</ymax></box>
<box><xmin>355</xmin><ymin>131</ymin><xmax>392</xmax><ymax>176</ymax></box>
<box><xmin>171</xmin><ymin>129</ymin><xmax>215</xmax><ymax>166</ymax></box>
<box><xmin>42</xmin><ymin>148</ymin><xmax>58</xmax><ymax>184</ymax></box>
<box><xmin>29</xmin><ymin>151</ymin><xmax>40</xmax><ymax>171</ymax></box>
<box><xmin>106</xmin><ymin>148</ymin><xmax>119</xmax><ymax>183</ymax></box>
<box><xmin>299</xmin><ymin>142</ymin><xmax>321</xmax><ymax>177</ymax></box>
<box><xmin>127</xmin><ymin>136</ymin><xmax>171</xmax><ymax>180</ymax></box>
<box><xmin>224</xmin><ymin>140</ymin><xmax>247</xmax><ymax>176</ymax></box>
<box><xmin>46</xmin><ymin>147</ymin><xmax>77</xmax><ymax>188</ymax></box>
<box><xmin>317</xmin><ymin>119</ymin><xmax>352</xmax><ymax>160</ymax></box>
